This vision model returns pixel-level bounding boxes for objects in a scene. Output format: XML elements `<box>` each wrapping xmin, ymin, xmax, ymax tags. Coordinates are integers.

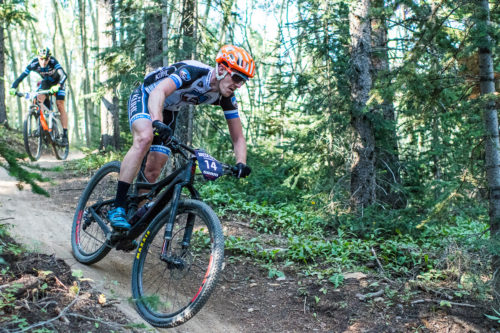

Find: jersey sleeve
<box><xmin>170</xmin><ymin>65</ymin><xmax>209</xmax><ymax>90</ymax></box>
<box><xmin>214</xmin><ymin>94</ymin><xmax>239</xmax><ymax>119</ymax></box>
<box><xmin>11</xmin><ymin>60</ymin><xmax>36</xmax><ymax>89</ymax></box>
<box><xmin>52</xmin><ymin>58</ymin><xmax>67</xmax><ymax>87</ymax></box>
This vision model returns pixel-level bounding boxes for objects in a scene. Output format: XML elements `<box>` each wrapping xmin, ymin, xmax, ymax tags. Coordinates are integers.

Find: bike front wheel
<box><xmin>131</xmin><ymin>199</ymin><xmax>225</xmax><ymax>328</ymax></box>
<box><xmin>71</xmin><ymin>161</ymin><xmax>121</xmax><ymax>264</ymax></box>
<box><xmin>51</xmin><ymin>116</ymin><xmax>68</xmax><ymax>160</ymax></box>
<box><xmin>23</xmin><ymin>107</ymin><xmax>42</xmax><ymax>161</ymax></box>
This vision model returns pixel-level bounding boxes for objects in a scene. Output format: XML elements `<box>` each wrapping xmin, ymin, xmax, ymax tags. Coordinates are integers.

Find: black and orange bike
<box><xmin>71</xmin><ymin>122</ymin><xmax>238</xmax><ymax>328</ymax></box>
<box><xmin>17</xmin><ymin>90</ymin><xmax>68</xmax><ymax>161</ymax></box>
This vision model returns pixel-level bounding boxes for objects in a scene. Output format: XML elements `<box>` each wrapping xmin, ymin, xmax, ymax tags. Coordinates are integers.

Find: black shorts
<box><xmin>39</xmin><ymin>80</ymin><xmax>65</xmax><ymax>101</ymax></box>
<box><xmin>128</xmin><ymin>85</ymin><xmax>178</xmax><ymax>129</ymax></box>
<box><xmin>128</xmin><ymin>85</ymin><xmax>178</xmax><ymax>156</ymax></box>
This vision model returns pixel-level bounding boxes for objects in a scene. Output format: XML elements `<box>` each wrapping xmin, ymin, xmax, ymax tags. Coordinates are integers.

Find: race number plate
<box><xmin>195</xmin><ymin>149</ymin><xmax>223</xmax><ymax>180</ymax></box>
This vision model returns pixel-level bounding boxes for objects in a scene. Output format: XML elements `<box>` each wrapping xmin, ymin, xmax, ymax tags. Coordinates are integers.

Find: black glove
<box><xmin>152</xmin><ymin>120</ymin><xmax>173</xmax><ymax>141</ymax></box>
<box><xmin>235</xmin><ymin>163</ymin><xmax>251</xmax><ymax>178</ymax></box>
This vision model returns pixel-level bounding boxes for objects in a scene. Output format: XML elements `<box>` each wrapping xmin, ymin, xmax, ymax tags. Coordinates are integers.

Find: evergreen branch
<box><xmin>0</xmin><ymin>140</ymin><xmax>49</xmax><ymax>197</ymax></box>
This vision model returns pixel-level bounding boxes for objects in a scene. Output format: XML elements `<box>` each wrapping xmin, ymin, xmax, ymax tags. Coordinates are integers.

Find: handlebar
<box><xmin>15</xmin><ymin>90</ymin><xmax>53</xmax><ymax>99</ymax></box>
<box><xmin>152</xmin><ymin>120</ymin><xmax>239</xmax><ymax>177</ymax></box>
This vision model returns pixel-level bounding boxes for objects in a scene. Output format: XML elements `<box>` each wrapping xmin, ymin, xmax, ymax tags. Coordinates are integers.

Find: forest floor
<box><xmin>0</xmin><ymin>148</ymin><xmax>499</xmax><ymax>332</ymax></box>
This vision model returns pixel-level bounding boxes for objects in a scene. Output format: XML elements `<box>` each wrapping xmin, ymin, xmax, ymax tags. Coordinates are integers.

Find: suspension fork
<box><xmin>181</xmin><ymin>185</ymin><xmax>200</xmax><ymax>248</ymax></box>
<box><xmin>160</xmin><ymin>183</ymin><xmax>183</xmax><ymax>257</ymax></box>
<box><xmin>181</xmin><ymin>213</ymin><xmax>196</xmax><ymax>249</ymax></box>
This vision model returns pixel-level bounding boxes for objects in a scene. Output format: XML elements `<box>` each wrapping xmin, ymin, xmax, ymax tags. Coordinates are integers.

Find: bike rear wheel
<box><xmin>23</xmin><ymin>107</ymin><xmax>42</xmax><ymax>161</ymax></box>
<box><xmin>51</xmin><ymin>116</ymin><xmax>68</xmax><ymax>160</ymax></box>
<box><xmin>131</xmin><ymin>199</ymin><xmax>224</xmax><ymax>328</ymax></box>
<box><xmin>71</xmin><ymin>161</ymin><xmax>121</xmax><ymax>264</ymax></box>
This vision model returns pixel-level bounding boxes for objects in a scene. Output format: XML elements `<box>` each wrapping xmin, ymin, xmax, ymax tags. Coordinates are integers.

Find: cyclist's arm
<box><xmin>56</xmin><ymin>68</ymin><xmax>67</xmax><ymax>88</ymax></box>
<box><xmin>148</xmin><ymin>78</ymin><xmax>178</xmax><ymax>122</ymax></box>
<box><xmin>11</xmin><ymin>68</ymin><xmax>30</xmax><ymax>89</ymax></box>
<box><xmin>226</xmin><ymin>117</ymin><xmax>247</xmax><ymax>164</ymax></box>
<box><xmin>53</xmin><ymin>59</ymin><xmax>67</xmax><ymax>88</ymax></box>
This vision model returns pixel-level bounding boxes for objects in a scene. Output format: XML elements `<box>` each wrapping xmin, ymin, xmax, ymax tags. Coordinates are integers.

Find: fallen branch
<box><xmin>411</xmin><ymin>299</ymin><xmax>476</xmax><ymax>308</ymax></box>
<box><xmin>67</xmin><ymin>313</ymin><xmax>125</xmax><ymax>330</ymax></box>
<box><xmin>100</xmin><ymin>299</ymin><xmax>121</xmax><ymax>307</ymax></box>
<box><xmin>233</xmin><ymin>221</ymin><xmax>251</xmax><ymax>228</ymax></box>
<box><xmin>356</xmin><ymin>289</ymin><xmax>385</xmax><ymax>301</ymax></box>
<box><xmin>371</xmin><ymin>247</ymin><xmax>385</xmax><ymax>274</ymax></box>
<box><xmin>371</xmin><ymin>247</ymin><xmax>395</xmax><ymax>284</ymax></box>
<box><xmin>6</xmin><ymin>275</ymin><xmax>40</xmax><ymax>297</ymax></box>
<box><xmin>59</xmin><ymin>188</ymin><xmax>85</xmax><ymax>192</ymax></box>
<box><xmin>52</xmin><ymin>276</ymin><xmax>68</xmax><ymax>290</ymax></box>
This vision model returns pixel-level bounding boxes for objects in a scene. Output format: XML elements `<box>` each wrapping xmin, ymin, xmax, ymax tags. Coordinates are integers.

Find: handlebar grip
<box><xmin>152</xmin><ymin>120</ymin><xmax>173</xmax><ymax>140</ymax></box>
<box><xmin>221</xmin><ymin>163</ymin><xmax>239</xmax><ymax>176</ymax></box>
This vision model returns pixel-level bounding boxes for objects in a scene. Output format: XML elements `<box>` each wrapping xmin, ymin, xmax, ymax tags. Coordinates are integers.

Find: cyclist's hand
<box><xmin>49</xmin><ymin>85</ymin><xmax>60</xmax><ymax>94</ymax></box>
<box><xmin>235</xmin><ymin>162</ymin><xmax>251</xmax><ymax>178</ymax></box>
<box><xmin>9</xmin><ymin>88</ymin><xmax>16</xmax><ymax>96</ymax></box>
<box><xmin>152</xmin><ymin>120</ymin><xmax>173</xmax><ymax>141</ymax></box>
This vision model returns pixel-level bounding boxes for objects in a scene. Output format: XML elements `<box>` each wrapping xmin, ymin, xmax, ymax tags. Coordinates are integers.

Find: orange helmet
<box><xmin>216</xmin><ymin>45</ymin><xmax>255</xmax><ymax>79</ymax></box>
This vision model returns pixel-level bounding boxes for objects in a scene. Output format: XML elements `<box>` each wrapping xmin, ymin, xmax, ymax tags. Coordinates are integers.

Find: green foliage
<box><xmin>0</xmin><ymin>128</ymin><xmax>49</xmax><ymax>196</ymax></box>
<box><xmin>485</xmin><ymin>308</ymin><xmax>500</xmax><ymax>324</ymax></box>
<box><xmin>328</xmin><ymin>273</ymin><xmax>344</xmax><ymax>288</ymax></box>
<box><xmin>0</xmin><ymin>0</ymin><xmax>36</xmax><ymax>26</ymax></box>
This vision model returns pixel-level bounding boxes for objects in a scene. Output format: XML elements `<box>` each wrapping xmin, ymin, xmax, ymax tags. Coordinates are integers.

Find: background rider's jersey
<box><xmin>142</xmin><ymin>60</ymin><xmax>239</xmax><ymax>120</ymax></box>
<box><xmin>11</xmin><ymin>57</ymin><xmax>67</xmax><ymax>89</ymax></box>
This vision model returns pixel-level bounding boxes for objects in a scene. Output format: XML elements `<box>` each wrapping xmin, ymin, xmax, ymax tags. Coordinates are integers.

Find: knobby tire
<box><xmin>131</xmin><ymin>199</ymin><xmax>224</xmax><ymax>328</ymax></box>
<box><xmin>23</xmin><ymin>108</ymin><xmax>42</xmax><ymax>161</ymax></box>
<box><xmin>71</xmin><ymin>161</ymin><xmax>121</xmax><ymax>264</ymax></box>
<box><xmin>51</xmin><ymin>116</ymin><xmax>68</xmax><ymax>160</ymax></box>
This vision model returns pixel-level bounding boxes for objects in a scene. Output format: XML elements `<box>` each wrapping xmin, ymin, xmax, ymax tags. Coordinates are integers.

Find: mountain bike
<box><xmin>17</xmin><ymin>90</ymin><xmax>68</xmax><ymax>161</ymax></box>
<box><xmin>71</xmin><ymin>122</ymin><xmax>238</xmax><ymax>328</ymax></box>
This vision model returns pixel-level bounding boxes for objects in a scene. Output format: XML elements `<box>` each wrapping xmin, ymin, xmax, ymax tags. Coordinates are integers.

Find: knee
<box><xmin>133</xmin><ymin>131</ymin><xmax>153</xmax><ymax>152</ymax></box>
<box><xmin>145</xmin><ymin>168</ymin><xmax>161</xmax><ymax>182</ymax></box>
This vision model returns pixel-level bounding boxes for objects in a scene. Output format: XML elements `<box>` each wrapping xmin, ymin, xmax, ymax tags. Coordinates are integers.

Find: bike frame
<box><xmin>128</xmin><ymin>156</ymin><xmax>200</xmax><ymax>242</ymax></box>
<box><xmin>23</xmin><ymin>90</ymin><xmax>55</xmax><ymax>133</ymax></box>
<box><xmin>88</xmin><ymin>151</ymin><xmax>201</xmax><ymax>254</ymax></box>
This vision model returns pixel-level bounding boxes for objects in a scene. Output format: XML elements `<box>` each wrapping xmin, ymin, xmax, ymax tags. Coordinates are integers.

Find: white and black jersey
<box><xmin>12</xmin><ymin>57</ymin><xmax>67</xmax><ymax>88</ymax></box>
<box><xmin>11</xmin><ymin>57</ymin><xmax>67</xmax><ymax>100</ymax></box>
<box><xmin>142</xmin><ymin>60</ymin><xmax>239</xmax><ymax>119</ymax></box>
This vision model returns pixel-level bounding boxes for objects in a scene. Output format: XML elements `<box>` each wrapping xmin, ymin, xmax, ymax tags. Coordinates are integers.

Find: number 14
<box><xmin>204</xmin><ymin>160</ymin><xmax>217</xmax><ymax>170</ymax></box>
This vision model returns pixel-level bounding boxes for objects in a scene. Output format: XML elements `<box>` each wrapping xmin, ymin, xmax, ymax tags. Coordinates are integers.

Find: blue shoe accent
<box><xmin>108</xmin><ymin>207</ymin><xmax>131</xmax><ymax>230</ymax></box>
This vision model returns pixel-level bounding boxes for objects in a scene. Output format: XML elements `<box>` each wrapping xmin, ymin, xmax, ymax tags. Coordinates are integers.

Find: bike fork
<box><xmin>160</xmin><ymin>184</ymin><xmax>183</xmax><ymax>258</ymax></box>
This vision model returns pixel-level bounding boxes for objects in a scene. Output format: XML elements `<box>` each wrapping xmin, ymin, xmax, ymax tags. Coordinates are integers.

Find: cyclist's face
<box><xmin>38</xmin><ymin>57</ymin><xmax>49</xmax><ymax>67</ymax></box>
<box><xmin>219</xmin><ymin>69</ymin><xmax>246</xmax><ymax>97</ymax></box>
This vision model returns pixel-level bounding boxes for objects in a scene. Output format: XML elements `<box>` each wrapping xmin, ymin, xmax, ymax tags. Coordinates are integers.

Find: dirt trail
<box><xmin>0</xmin><ymin>152</ymin><xmax>240</xmax><ymax>333</ymax></box>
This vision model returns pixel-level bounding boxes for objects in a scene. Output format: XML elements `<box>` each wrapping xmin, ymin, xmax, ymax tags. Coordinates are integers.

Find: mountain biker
<box><xmin>9</xmin><ymin>47</ymin><xmax>69</xmax><ymax>146</ymax></box>
<box><xmin>107</xmin><ymin>44</ymin><xmax>255</xmax><ymax>230</ymax></box>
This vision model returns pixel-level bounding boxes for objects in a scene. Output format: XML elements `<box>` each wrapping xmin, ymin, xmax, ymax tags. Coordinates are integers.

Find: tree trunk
<box><xmin>98</xmin><ymin>0</ymin><xmax>120</xmax><ymax>150</ymax></box>
<box><xmin>78</xmin><ymin>0</ymin><xmax>92</xmax><ymax>146</ymax></box>
<box><xmin>349</xmin><ymin>0</ymin><xmax>375</xmax><ymax>211</ymax></box>
<box><xmin>219</xmin><ymin>0</ymin><xmax>234</xmax><ymax>43</ymax></box>
<box><xmin>371</xmin><ymin>0</ymin><xmax>403</xmax><ymax>208</ymax></box>
<box><xmin>89</xmin><ymin>0</ymin><xmax>100</xmax><ymax>135</ymax></box>
<box><xmin>145</xmin><ymin>9</ymin><xmax>163</xmax><ymax>73</ymax></box>
<box><xmin>6</xmin><ymin>29</ymin><xmax>23</xmax><ymax>128</ymax></box>
<box><xmin>0</xmin><ymin>11</ymin><xmax>7</xmax><ymax>126</ymax></box>
<box><xmin>161</xmin><ymin>1</ymin><xmax>170</xmax><ymax>66</ymax></box>
<box><xmin>175</xmin><ymin>0</ymin><xmax>196</xmax><ymax>146</ymax></box>
<box><xmin>477</xmin><ymin>0</ymin><xmax>500</xmax><ymax>305</ymax></box>
<box><xmin>53</xmin><ymin>0</ymin><xmax>81</xmax><ymax>143</ymax></box>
